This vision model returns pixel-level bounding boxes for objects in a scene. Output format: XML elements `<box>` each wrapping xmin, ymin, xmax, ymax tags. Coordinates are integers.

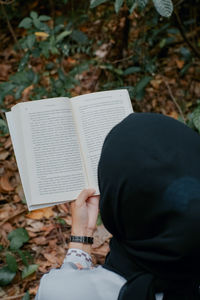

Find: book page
<box><xmin>70</xmin><ymin>90</ymin><xmax>133</xmax><ymax>191</ymax></box>
<box><xmin>6</xmin><ymin>111</ymin><xmax>32</xmax><ymax>207</ymax></box>
<box><xmin>12</xmin><ymin>98</ymin><xmax>87</xmax><ymax>207</ymax></box>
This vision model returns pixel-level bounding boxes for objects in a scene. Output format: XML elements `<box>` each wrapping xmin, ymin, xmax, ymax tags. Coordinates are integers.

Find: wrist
<box><xmin>71</xmin><ymin>227</ymin><xmax>94</xmax><ymax>237</ymax></box>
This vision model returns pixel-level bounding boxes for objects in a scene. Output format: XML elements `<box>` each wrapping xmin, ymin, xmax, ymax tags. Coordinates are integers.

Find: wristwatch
<box><xmin>70</xmin><ymin>235</ymin><xmax>93</xmax><ymax>244</ymax></box>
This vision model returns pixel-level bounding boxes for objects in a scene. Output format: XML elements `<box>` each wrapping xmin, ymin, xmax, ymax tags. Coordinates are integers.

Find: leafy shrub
<box><xmin>0</xmin><ymin>10</ymin><xmax>92</xmax><ymax>106</ymax></box>
<box><xmin>0</xmin><ymin>228</ymin><xmax>38</xmax><ymax>286</ymax></box>
<box><xmin>90</xmin><ymin>0</ymin><xmax>174</xmax><ymax>17</ymax></box>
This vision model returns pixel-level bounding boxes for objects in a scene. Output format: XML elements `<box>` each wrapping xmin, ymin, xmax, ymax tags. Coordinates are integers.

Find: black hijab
<box><xmin>98</xmin><ymin>113</ymin><xmax>200</xmax><ymax>300</ymax></box>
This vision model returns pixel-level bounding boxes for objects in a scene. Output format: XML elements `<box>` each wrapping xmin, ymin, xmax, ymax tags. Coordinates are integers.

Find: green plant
<box><xmin>0</xmin><ymin>228</ymin><xmax>38</xmax><ymax>286</ymax></box>
<box><xmin>0</xmin><ymin>10</ymin><xmax>92</xmax><ymax>105</ymax></box>
<box><xmin>187</xmin><ymin>101</ymin><xmax>200</xmax><ymax>134</ymax></box>
<box><xmin>90</xmin><ymin>0</ymin><xmax>173</xmax><ymax>17</ymax></box>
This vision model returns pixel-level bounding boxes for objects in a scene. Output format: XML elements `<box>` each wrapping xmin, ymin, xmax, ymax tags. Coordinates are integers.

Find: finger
<box><xmin>76</xmin><ymin>188</ymin><xmax>96</xmax><ymax>206</ymax></box>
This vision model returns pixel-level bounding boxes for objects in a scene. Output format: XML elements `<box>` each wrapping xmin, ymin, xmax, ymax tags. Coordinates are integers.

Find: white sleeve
<box><xmin>63</xmin><ymin>248</ymin><xmax>92</xmax><ymax>268</ymax></box>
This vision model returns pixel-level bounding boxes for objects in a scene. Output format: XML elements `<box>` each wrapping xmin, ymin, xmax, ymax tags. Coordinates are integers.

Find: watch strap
<box><xmin>70</xmin><ymin>235</ymin><xmax>93</xmax><ymax>244</ymax></box>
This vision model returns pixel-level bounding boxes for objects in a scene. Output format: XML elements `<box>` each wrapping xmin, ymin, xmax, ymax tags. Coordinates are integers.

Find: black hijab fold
<box><xmin>98</xmin><ymin>113</ymin><xmax>200</xmax><ymax>300</ymax></box>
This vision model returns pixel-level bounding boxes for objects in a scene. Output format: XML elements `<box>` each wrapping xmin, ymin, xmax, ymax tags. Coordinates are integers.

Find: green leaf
<box><xmin>135</xmin><ymin>76</ymin><xmax>152</xmax><ymax>100</ymax></box>
<box><xmin>115</xmin><ymin>0</ymin><xmax>123</xmax><ymax>13</ymax></box>
<box><xmin>18</xmin><ymin>52</ymin><xmax>30</xmax><ymax>72</ymax></box>
<box><xmin>15</xmin><ymin>85</ymin><xmax>26</xmax><ymax>100</ymax></box>
<box><xmin>30</xmin><ymin>11</ymin><xmax>38</xmax><ymax>20</ymax></box>
<box><xmin>6</xmin><ymin>253</ymin><xmax>18</xmax><ymax>273</ymax></box>
<box><xmin>192</xmin><ymin>107</ymin><xmax>200</xmax><ymax>133</ymax></box>
<box><xmin>8</xmin><ymin>228</ymin><xmax>29</xmax><ymax>250</ymax></box>
<box><xmin>16</xmin><ymin>249</ymin><xmax>28</xmax><ymax>266</ymax></box>
<box><xmin>22</xmin><ymin>291</ymin><xmax>30</xmax><ymax>300</ymax></box>
<box><xmin>33</xmin><ymin>18</ymin><xmax>45</xmax><ymax>30</ymax></box>
<box><xmin>71</xmin><ymin>30</ymin><xmax>88</xmax><ymax>44</ymax></box>
<box><xmin>39</xmin><ymin>15</ymin><xmax>51</xmax><ymax>21</ymax></box>
<box><xmin>90</xmin><ymin>0</ymin><xmax>108</xmax><ymax>8</ymax></box>
<box><xmin>0</xmin><ymin>266</ymin><xmax>16</xmax><ymax>286</ymax></box>
<box><xmin>27</xmin><ymin>34</ymin><xmax>36</xmax><ymax>49</ymax></box>
<box><xmin>127</xmin><ymin>0</ymin><xmax>137</xmax><ymax>13</ymax></box>
<box><xmin>124</xmin><ymin>66</ymin><xmax>142</xmax><ymax>75</ymax></box>
<box><xmin>18</xmin><ymin>17</ymin><xmax>32</xmax><ymax>29</ymax></box>
<box><xmin>97</xmin><ymin>214</ymin><xmax>102</xmax><ymax>226</ymax></box>
<box><xmin>56</xmin><ymin>30</ymin><xmax>72</xmax><ymax>43</ymax></box>
<box><xmin>152</xmin><ymin>0</ymin><xmax>173</xmax><ymax>17</ymax></box>
<box><xmin>0</xmin><ymin>119</ymin><xmax>9</xmax><ymax>136</ymax></box>
<box><xmin>22</xmin><ymin>264</ymin><xmax>38</xmax><ymax>279</ymax></box>
<box><xmin>137</xmin><ymin>0</ymin><xmax>148</xmax><ymax>9</ymax></box>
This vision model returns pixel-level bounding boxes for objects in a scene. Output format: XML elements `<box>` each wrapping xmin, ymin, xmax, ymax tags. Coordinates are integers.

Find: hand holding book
<box><xmin>69</xmin><ymin>188</ymin><xmax>100</xmax><ymax>255</ymax></box>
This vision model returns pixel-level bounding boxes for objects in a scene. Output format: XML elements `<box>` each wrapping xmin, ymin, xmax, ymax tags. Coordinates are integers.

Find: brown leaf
<box><xmin>29</xmin><ymin>285</ymin><xmax>39</xmax><ymax>296</ymax></box>
<box><xmin>21</xmin><ymin>84</ymin><xmax>34</xmax><ymax>101</ymax></box>
<box><xmin>0</xmin><ymin>150</ymin><xmax>9</xmax><ymax>160</ymax></box>
<box><xmin>26</xmin><ymin>220</ymin><xmax>44</xmax><ymax>232</ymax></box>
<box><xmin>167</xmin><ymin>111</ymin><xmax>178</xmax><ymax>120</ymax></box>
<box><xmin>0</xmin><ymin>63</ymin><xmax>11</xmax><ymax>80</ymax></box>
<box><xmin>27</xmin><ymin>207</ymin><xmax>54</xmax><ymax>220</ymax></box>
<box><xmin>0</xmin><ymin>171</ymin><xmax>14</xmax><ymax>192</ymax></box>
<box><xmin>93</xmin><ymin>225</ymin><xmax>112</xmax><ymax>248</ymax></box>
<box><xmin>92</xmin><ymin>242</ymin><xmax>110</xmax><ymax>257</ymax></box>
<box><xmin>150</xmin><ymin>79</ymin><xmax>162</xmax><ymax>90</ymax></box>
<box><xmin>30</xmin><ymin>236</ymin><xmax>48</xmax><ymax>245</ymax></box>
<box><xmin>175</xmin><ymin>59</ymin><xmax>185</xmax><ymax>69</ymax></box>
<box><xmin>4</xmin><ymin>137</ymin><xmax>12</xmax><ymax>149</ymax></box>
<box><xmin>36</xmin><ymin>259</ymin><xmax>52</xmax><ymax>273</ymax></box>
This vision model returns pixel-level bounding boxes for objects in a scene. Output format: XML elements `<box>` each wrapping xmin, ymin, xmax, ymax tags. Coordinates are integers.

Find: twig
<box><xmin>1</xmin><ymin>3</ymin><xmax>22</xmax><ymax>53</ymax></box>
<box><xmin>2</xmin><ymin>294</ymin><xmax>25</xmax><ymax>300</ymax></box>
<box><xmin>163</xmin><ymin>78</ymin><xmax>186</xmax><ymax>123</ymax></box>
<box><xmin>111</xmin><ymin>55</ymin><xmax>133</xmax><ymax>64</ymax></box>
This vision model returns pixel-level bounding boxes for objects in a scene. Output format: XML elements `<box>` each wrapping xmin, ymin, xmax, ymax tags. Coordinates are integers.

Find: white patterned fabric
<box><xmin>64</xmin><ymin>248</ymin><xmax>92</xmax><ymax>268</ymax></box>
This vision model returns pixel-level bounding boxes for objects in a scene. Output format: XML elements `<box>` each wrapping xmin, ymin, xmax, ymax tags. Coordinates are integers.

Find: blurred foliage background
<box><xmin>1</xmin><ymin>0</ymin><xmax>200</xmax><ymax>298</ymax></box>
<box><xmin>0</xmin><ymin>0</ymin><xmax>200</xmax><ymax>132</ymax></box>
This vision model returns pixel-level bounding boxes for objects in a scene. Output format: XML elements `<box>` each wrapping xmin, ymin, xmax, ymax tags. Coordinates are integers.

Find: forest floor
<box><xmin>0</xmin><ymin>4</ymin><xmax>200</xmax><ymax>299</ymax></box>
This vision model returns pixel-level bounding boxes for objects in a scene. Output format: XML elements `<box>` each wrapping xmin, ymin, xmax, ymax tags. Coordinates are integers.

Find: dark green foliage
<box><xmin>6</xmin><ymin>253</ymin><xmax>18</xmax><ymax>273</ymax></box>
<box><xmin>187</xmin><ymin>103</ymin><xmax>200</xmax><ymax>134</ymax></box>
<box><xmin>22</xmin><ymin>264</ymin><xmax>38</xmax><ymax>279</ymax></box>
<box><xmin>8</xmin><ymin>228</ymin><xmax>29</xmax><ymax>250</ymax></box>
<box><xmin>0</xmin><ymin>10</ymin><xmax>92</xmax><ymax>104</ymax></box>
<box><xmin>0</xmin><ymin>266</ymin><xmax>16</xmax><ymax>286</ymax></box>
<box><xmin>0</xmin><ymin>228</ymin><xmax>38</xmax><ymax>286</ymax></box>
<box><xmin>90</xmin><ymin>0</ymin><xmax>173</xmax><ymax>17</ymax></box>
<box><xmin>0</xmin><ymin>119</ymin><xmax>9</xmax><ymax>136</ymax></box>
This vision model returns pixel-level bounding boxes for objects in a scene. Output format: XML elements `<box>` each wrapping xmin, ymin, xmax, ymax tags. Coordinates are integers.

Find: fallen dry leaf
<box><xmin>4</xmin><ymin>137</ymin><xmax>12</xmax><ymax>149</ymax></box>
<box><xmin>150</xmin><ymin>79</ymin><xmax>162</xmax><ymax>89</ymax></box>
<box><xmin>175</xmin><ymin>59</ymin><xmax>185</xmax><ymax>69</ymax></box>
<box><xmin>26</xmin><ymin>220</ymin><xmax>44</xmax><ymax>232</ymax></box>
<box><xmin>0</xmin><ymin>150</ymin><xmax>9</xmax><ymax>160</ymax></box>
<box><xmin>167</xmin><ymin>111</ymin><xmax>178</xmax><ymax>120</ymax></box>
<box><xmin>30</xmin><ymin>236</ymin><xmax>48</xmax><ymax>245</ymax></box>
<box><xmin>27</xmin><ymin>207</ymin><xmax>54</xmax><ymax>220</ymax></box>
<box><xmin>92</xmin><ymin>242</ymin><xmax>110</xmax><ymax>257</ymax></box>
<box><xmin>0</xmin><ymin>171</ymin><xmax>14</xmax><ymax>192</ymax></box>
<box><xmin>93</xmin><ymin>225</ymin><xmax>112</xmax><ymax>248</ymax></box>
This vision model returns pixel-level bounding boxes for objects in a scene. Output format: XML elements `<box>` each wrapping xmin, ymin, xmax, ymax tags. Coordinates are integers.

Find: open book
<box><xmin>6</xmin><ymin>90</ymin><xmax>133</xmax><ymax>210</ymax></box>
